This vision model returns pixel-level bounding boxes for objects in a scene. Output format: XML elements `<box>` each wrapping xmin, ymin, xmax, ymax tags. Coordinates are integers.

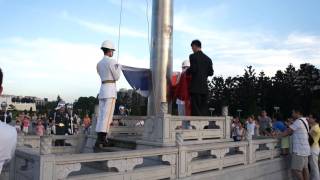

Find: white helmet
<box><xmin>182</xmin><ymin>60</ymin><xmax>190</xmax><ymax>67</ymax></box>
<box><xmin>55</xmin><ymin>101</ymin><xmax>66</xmax><ymax>110</ymax></box>
<box><xmin>101</xmin><ymin>40</ymin><xmax>115</xmax><ymax>51</ymax></box>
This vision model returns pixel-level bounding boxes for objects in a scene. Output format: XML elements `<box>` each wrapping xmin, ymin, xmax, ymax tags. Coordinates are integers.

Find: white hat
<box><xmin>55</xmin><ymin>101</ymin><xmax>66</xmax><ymax>110</ymax></box>
<box><xmin>101</xmin><ymin>40</ymin><xmax>115</xmax><ymax>51</ymax></box>
<box><xmin>182</xmin><ymin>60</ymin><xmax>190</xmax><ymax>67</ymax></box>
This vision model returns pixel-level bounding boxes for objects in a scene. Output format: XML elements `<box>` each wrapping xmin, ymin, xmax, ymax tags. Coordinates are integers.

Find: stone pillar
<box><xmin>90</xmin><ymin>105</ymin><xmax>99</xmax><ymax>136</ymax></box>
<box><xmin>224</xmin><ymin>116</ymin><xmax>231</xmax><ymax>139</ymax></box>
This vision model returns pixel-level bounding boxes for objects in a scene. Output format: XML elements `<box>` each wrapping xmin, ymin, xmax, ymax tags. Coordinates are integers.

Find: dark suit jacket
<box><xmin>187</xmin><ymin>51</ymin><xmax>213</xmax><ymax>94</ymax></box>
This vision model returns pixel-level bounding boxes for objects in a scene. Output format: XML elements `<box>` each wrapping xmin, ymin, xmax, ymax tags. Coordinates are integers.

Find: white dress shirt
<box><xmin>0</xmin><ymin>121</ymin><xmax>17</xmax><ymax>173</ymax></box>
<box><xmin>97</xmin><ymin>56</ymin><xmax>121</xmax><ymax>99</ymax></box>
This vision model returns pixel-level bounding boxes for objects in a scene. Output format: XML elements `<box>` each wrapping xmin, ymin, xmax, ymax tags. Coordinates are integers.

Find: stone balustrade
<box><xmin>11</xmin><ymin>138</ymin><xmax>281</xmax><ymax>180</ymax></box>
<box><xmin>17</xmin><ymin>134</ymin><xmax>41</xmax><ymax>148</ymax></box>
<box><xmin>178</xmin><ymin>138</ymin><xmax>281</xmax><ymax>178</ymax></box>
<box><xmin>109</xmin><ymin>115</ymin><xmax>147</xmax><ymax>136</ymax></box>
<box><xmin>41</xmin><ymin>135</ymin><xmax>86</xmax><ymax>154</ymax></box>
<box><xmin>250</xmin><ymin>138</ymin><xmax>281</xmax><ymax>163</ymax></box>
<box><xmin>11</xmin><ymin>147</ymin><xmax>178</xmax><ymax>180</ymax></box>
<box><xmin>170</xmin><ymin>116</ymin><xmax>231</xmax><ymax>144</ymax></box>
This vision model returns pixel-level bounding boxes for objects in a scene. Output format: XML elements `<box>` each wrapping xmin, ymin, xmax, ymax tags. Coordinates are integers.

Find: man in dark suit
<box><xmin>187</xmin><ymin>40</ymin><xmax>213</xmax><ymax>116</ymax></box>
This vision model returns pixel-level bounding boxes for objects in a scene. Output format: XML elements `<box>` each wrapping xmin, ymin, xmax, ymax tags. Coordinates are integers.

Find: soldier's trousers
<box><xmin>96</xmin><ymin>98</ymin><xmax>116</xmax><ymax>133</ymax></box>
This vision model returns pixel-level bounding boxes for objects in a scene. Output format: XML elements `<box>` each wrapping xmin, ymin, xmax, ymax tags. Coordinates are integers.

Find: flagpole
<box><xmin>148</xmin><ymin>0</ymin><xmax>173</xmax><ymax>116</ymax></box>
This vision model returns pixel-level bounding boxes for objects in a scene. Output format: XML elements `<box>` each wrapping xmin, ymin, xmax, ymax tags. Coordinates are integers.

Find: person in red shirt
<box><xmin>174</xmin><ymin>60</ymin><xmax>192</xmax><ymax>128</ymax></box>
<box><xmin>36</xmin><ymin>120</ymin><xmax>45</xmax><ymax>136</ymax></box>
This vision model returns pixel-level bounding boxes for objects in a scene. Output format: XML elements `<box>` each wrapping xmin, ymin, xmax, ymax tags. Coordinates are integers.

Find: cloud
<box><xmin>173</xmin><ymin>10</ymin><xmax>320</xmax><ymax>77</ymax></box>
<box><xmin>60</xmin><ymin>11</ymin><xmax>147</xmax><ymax>38</ymax></box>
<box><xmin>0</xmin><ymin>37</ymin><xmax>149</xmax><ymax>101</ymax></box>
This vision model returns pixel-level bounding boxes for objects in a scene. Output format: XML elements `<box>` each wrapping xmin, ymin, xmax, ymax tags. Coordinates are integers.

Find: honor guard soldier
<box><xmin>95</xmin><ymin>40</ymin><xmax>121</xmax><ymax>152</ymax></box>
<box><xmin>52</xmin><ymin>101</ymin><xmax>70</xmax><ymax>146</ymax></box>
<box><xmin>0</xmin><ymin>102</ymin><xmax>11</xmax><ymax>124</ymax></box>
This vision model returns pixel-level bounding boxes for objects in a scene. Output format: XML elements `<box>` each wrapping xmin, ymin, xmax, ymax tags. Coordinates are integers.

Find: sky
<box><xmin>0</xmin><ymin>0</ymin><xmax>320</xmax><ymax>102</ymax></box>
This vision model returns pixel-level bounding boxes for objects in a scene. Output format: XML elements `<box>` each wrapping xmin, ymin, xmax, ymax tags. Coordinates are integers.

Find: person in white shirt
<box><xmin>95</xmin><ymin>40</ymin><xmax>121</xmax><ymax>152</ymax></box>
<box><xmin>275</xmin><ymin>108</ymin><xmax>310</xmax><ymax>180</ymax></box>
<box><xmin>0</xmin><ymin>68</ymin><xmax>17</xmax><ymax>173</ymax></box>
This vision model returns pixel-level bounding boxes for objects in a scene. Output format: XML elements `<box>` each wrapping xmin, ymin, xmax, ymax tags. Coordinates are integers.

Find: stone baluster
<box><xmin>17</xmin><ymin>134</ymin><xmax>24</xmax><ymax>147</ymax></box>
<box><xmin>56</xmin><ymin>163</ymin><xmax>81</xmax><ymax>180</ymax></box>
<box><xmin>221</xmin><ymin>106</ymin><xmax>229</xmax><ymax>116</ymax></box>
<box><xmin>224</xmin><ymin>116</ymin><xmax>231</xmax><ymax>139</ymax></box>
<box><xmin>247</xmin><ymin>140</ymin><xmax>254</xmax><ymax>164</ymax></box>
<box><xmin>107</xmin><ymin>158</ymin><xmax>143</xmax><ymax>172</ymax></box>
<box><xmin>40</xmin><ymin>136</ymin><xmax>52</xmax><ymax>155</ymax></box>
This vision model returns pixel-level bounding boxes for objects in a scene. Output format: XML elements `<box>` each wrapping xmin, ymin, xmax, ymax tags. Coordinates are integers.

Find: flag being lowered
<box><xmin>121</xmin><ymin>65</ymin><xmax>151</xmax><ymax>97</ymax></box>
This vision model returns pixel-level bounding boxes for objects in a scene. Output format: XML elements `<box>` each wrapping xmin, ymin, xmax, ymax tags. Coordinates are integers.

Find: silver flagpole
<box><xmin>148</xmin><ymin>0</ymin><xmax>173</xmax><ymax>116</ymax></box>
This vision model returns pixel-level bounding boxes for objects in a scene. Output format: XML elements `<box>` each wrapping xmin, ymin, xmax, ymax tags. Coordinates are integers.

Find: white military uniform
<box><xmin>0</xmin><ymin>121</ymin><xmax>17</xmax><ymax>173</ymax></box>
<box><xmin>96</xmin><ymin>55</ymin><xmax>121</xmax><ymax>133</ymax></box>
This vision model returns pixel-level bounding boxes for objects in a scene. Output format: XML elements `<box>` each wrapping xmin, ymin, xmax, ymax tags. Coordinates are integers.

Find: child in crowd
<box><xmin>15</xmin><ymin>120</ymin><xmax>21</xmax><ymax>133</ymax></box>
<box><xmin>272</xmin><ymin>114</ymin><xmax>289</xmax><ymax>155</ymax></box>
<box><xmin>22</xmin><ymin>116</ymin><xmax>30</xmax><ymax>134</ymax></box>
<box><xmin>232</xmin><ymin>117</ymin><xmax>244</xmax><ymax>141</ymax></box>
<box><xmin>36</xmin><ymin>120</ymin><xmax>45</xmax><ymax>136</ymax></box>
<box><xmin>246</xmin><ymin>116</ymin><xmax>256</xmax><ymax>140</ymax></box>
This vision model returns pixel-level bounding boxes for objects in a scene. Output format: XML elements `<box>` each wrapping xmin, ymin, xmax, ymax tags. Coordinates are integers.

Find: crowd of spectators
<box><xmin>13</xmin><ymin>112</ymin><xmax>92</xmax><ymax>136</ymax></box>
<box><xmin>231</xmin><ymin>109</ymin><xmax>320</xmax><ymax>180</ymax></box>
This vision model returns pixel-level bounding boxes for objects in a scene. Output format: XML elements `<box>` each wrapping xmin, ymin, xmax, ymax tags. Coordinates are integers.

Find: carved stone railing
<box><xmin>11</xmin><ymin>138</ymin><xmax>281</xmax><ymax>180</ymax></box>
<box><xmin>250</xmin><ymin>138</ymin><xmax>281</xmax><ymax>163</ymax></box>
<box><xmin>178</xmin><ymin>141</ymin><xmax>248</xmax><ymax>178</ymax></box>
<box><xmin>109</xmin><ymin>115</ymin><xmax>146</xmax><ymax>136</ymax></box>
<box><xmin>170</xmin><ymin>116</ymin><xmax>231</xmax><ymax>144</ymax></box>
<box><xmin>178</xmin><ymin>138</ymin><xmax>281</xmax><ymax>178</ymax></box>
<box><xmin>40</xmin><ymin>135</ymin><xmax>86</xmax><ymax>155</ymax></box>
<box><xmin>11</xmin><ymin>147</ymin><xmax>178</xmax><ymax>180</ymax></box>
<box><xmin>10</xmin><ymin>147</ymin><xmax>41</xmax><ymax>180</ymax></box>
<box><xmin>17</xmin><ymin>134</ymin><xmax>41</xmax><ymax>148</ymax></box>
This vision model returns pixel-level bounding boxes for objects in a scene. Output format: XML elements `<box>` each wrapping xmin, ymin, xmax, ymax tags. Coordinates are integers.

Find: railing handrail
<box><xmin>42</xmin><ymin>134</ymin><xmax>84</xmax><ymax>141</ymax></box>
<box><xmin>113</xmin><ymin>115</ymin><xmax>149</xmax><ymax>120</ymax></box>
<box><xmin>54</xmin><ymin>147</ymin><xmax>178</xmax><ymax>164</ymax></box>
<box><xmin>182</xmin><ymin>141</ymin><xmax>249</xmax><ymax>151</ymax></box>
<box><xmin>170</xmin><ymin>115</ymin><xmax>229</xmax><ymax>121</ymax></box>
<box><xmin>252</xmin><ymin>138</ymin><xmax>278</xmax><ymax>144</ymax></box>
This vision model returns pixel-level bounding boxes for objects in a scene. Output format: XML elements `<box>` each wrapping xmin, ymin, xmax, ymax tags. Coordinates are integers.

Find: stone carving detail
<box><xmin>160</xmin><ymin>102</ymin><xmax>168</xmax><ymax>115</ymax></box>
<box><xmin>162</xmin><ymin>154</ymin><xmax>176</xmax><ymax>165</ymax></box>
<box><xmin>56</xmin><ymin>163</ymin><xmax>81</xmax><ymax>180</ymax></box>
<box><xmin>190</xmin><ymin>121</ymin><xmax>209</xmax><ymax>130</ymax></box>
<box><xmin>211</xmin><ymin>148</ymin><xmax>228</xmax><ymax>158</ymax></box>
<box><xmin>253</xmin><ymin>144</ymin><xmax>260</xmax><ymax>152</ymax></box>
<box><xmin>126</xmin><ymin>158</ymin><xmax>143</xmax><ymax>171</ymax></box>
<box><xmin>107</xmin><ymin>158</ymin><xmax>143</xmax><ymax>172</ymax></box>
<box><xmin>266</xmin><ymin>143</ymin><xmax>274</xmax><ymax>150</ymax></box>
<box><xmin>239</xmin><ymin>146</ymin><xmax>246</xmax><ymax>153</ymax></box>
<box><xmin>176</xmin><ymin>133</ymin><xmax>183</xmax><ymax>146</ymax></box>
<box><xmin>186</xmin><ymin>152</ymin><xmax>198</xmax><ymax>162</ymax></box>
<box><xmin>171</xmin><ymin>121</ymin><xmax>182</xmax><ymax>130</ymax></box>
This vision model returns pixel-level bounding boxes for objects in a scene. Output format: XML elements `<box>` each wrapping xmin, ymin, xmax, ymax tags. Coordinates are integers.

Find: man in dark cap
<box><xmin>187</xmin><ymin>40</ymin><xmax>213</xmax><ymax>116</ymax></box>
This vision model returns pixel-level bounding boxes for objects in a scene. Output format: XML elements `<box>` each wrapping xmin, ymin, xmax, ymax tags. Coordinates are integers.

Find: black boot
<box><xmin>93</xmin><ymin>132</ymin><xmax>111</xmax><ymax>152</ymax></box>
